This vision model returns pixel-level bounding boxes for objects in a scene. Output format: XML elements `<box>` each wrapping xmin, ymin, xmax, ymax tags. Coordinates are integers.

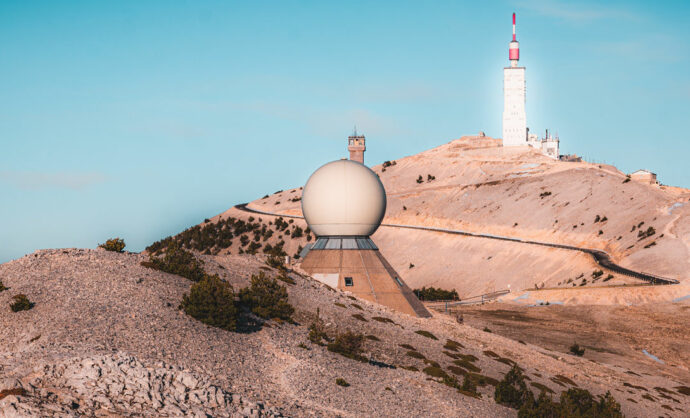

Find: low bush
<box><xmin>181</xmin><ymin>275</ymin><xmax>237</xmax><ymax>331</ymax></box>
<box><xmin>638</xmin><ymin>226</ymin><xmax>656</xmax><ymax>240</ymax></box>
<box><xmin>335</xmin><ymin>378</ymin><xmax>350</xmax><ymax>387</ymax></box>
<box><xmin>0</xmin><ymin>280</ymin><xmax>7</xmax><ymax>292</ymax></box>
<box><xmin>444</xmin><ymin>339</ymin><xmax>464</xmax><ymax>351</ymax></box>
<box><xmin>143</xmin><ymin>241</ymin><xmax>206</xmax><ymax>282</ymax></box>
<box><xmin>99</xmin><ymin>237</ymin><xmax>126</xmax><ymax>252</ymax></box>
<box><xmin>308</xmin><ymin>312</ymin><xmax>329</xmax><ymax>345</ymax></box>
<box><xmin>239</xmin><ymin>272</ymin><xmax>294</xmax><ymax>321</ymax></box>
<box><xmin>416</xmin><ymin>175</ymin><xmax>424</xmax><ymax>184</ymax></box>
<box><xmin>461</xmin><ymin>374</ymin><xmax>478</xmax><ymax>394</ymax></box>
<box><xmin>413</xmin><ymin>286</ymin><xmax>459</xmax><ymax>301</ymax></box>
<box><xmin>352</xmin><ymin>313</ymin><xmax>367</xmax><ymax>322</ymax></box>
<box><xmin>406</xmin><ymin>350</ymin><xmax>426</xmax><ymax>360</ymax></box>
<box><xmin>10</xmin><ymin>294</ymin><xmax>34</xmax><ymax>312</ymax></box>
<box><xmin>415</xmin><ymin>330</ymin><xmax>438</xmax><ymax>340</ymax></box>
<box><xmin>519</xmin><ymin>389</ymin><xmax>623</xmax><ymax>417</ymax></box>
<box><xmin>423</xmin><ymin>366</ymin><xmax>447</xmax><ymax>378</ymax></box>
<box><xmin>495</xmin><ymin>365</ymin><xmax>532</xmax><ymax>409</ymax></box>
<box><xmin>539</xmin><ymin>191</ymin><xmax>552</xmax><ymax>198</ymax></box>
<box><xmin>265</xmin><ymin>255</ymin><xmax>284</xmax><ymax>269</ymax></box>
<box><xmin>327</xmin><ymin>331</ymin><xmax>366</xmax><ymax>362</ymax></box>
<box><xmin>371</xmin><ymin>316</ymin><xmax>394</xmax><ymax>324</ymax></box>
<box><xmin>569</xmin><ymin>343</ymin><xmax>585</xmax><ymax>356</ymax></box>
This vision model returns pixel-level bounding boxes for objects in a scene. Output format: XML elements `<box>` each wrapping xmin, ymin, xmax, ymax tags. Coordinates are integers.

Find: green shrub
<box><xmin>406</xmin><ymin>350</ymin><xmax>426</xmax><ymax>360</ymax></box>
<box><xmin>335</xmin><ymin>378</ymin><xmax>350</xmax><ymax>387</ymax></box>
<box><xmin>276</xmin><ymin>273</ymin><xmax>296</xmax><ymax>285</ymax></box>
<box><xmin>539</xmin><ymin>191</ymin><xmax>552</xmax><ymax>198</ymax></box>
<box><xmin>144</xmin><ymin>241</ymin><xmax>206</xmax><ymax>282</ymax></box>
<box><xmin>371</xmin><ymin>316</ymin><xmax>394</xmax><ymax>324</ymax></box>
<box><xmin>99</xmin><ymin>237</ymin><xmax>125</xmax><ymax>252</ymax></box>
<box><xmin>10</xmin><ymin>294</ymin><xmax>34</xmax><ymax>312</ymax></box>
<box><xmin>415</xmin><ymin>330</ymin><xmax>438</xmax><ymax>340</ymax></box>
<box><xmin>423</xmin><ymin>366</ymin><xmax>447</xmax><ymax>378</ymax></box>
<box><xmin>308</xmin><ymin>311</ymin><xmax>329</xmax><ymax>345</ymax></box>
<box><xmin>0</xmin><ymin>280</ymin><xmax>7</xmax><ymax>292</ymax></box>
<box><xmin>462</xmin><ymin>374</ymin><xmax>478</xmax><ymax>394</ymax></box>
<box><xmin>413</xmin><ymin>286</ymin><xmax>459</xmax><ymax>301</ymax></box>
<box><xmin>495</xmin><ymin>365</ymin><xmax>533</xmax><ymax>409</ymax></box>
<box><xmin>327</xmin><ymin>331</ymin><xmax>366</xmax><ymax>362</ymax></box>
<box><xmin>519</xmin><ymin>389</ymin><xmax>623</xmax><ymax>418</ymax></box>
<box><xmin>444</xmin><ymin>339</ymin><xmax>464</xmax><ymax>351</ymax></box>
<box><xmin>416</xmin><ymin>175</ymin><xmax>424</xmax><ymax>184</ymax></box>
<box><xmin>239</xmin><ymin>272</ymin><xmax>294</xmax><ymax>321</ymax></box>
<box><xmin>569</xmin><ymin>343</ymin><xmax>585</xmax><ymax>356</ymax></box>
<box><xmin>181</xmin><ymin>275</ymin><xmax>238</xmax><ymax>331</ymax></box>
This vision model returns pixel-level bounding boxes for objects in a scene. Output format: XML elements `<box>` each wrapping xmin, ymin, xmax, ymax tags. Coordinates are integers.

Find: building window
<box><xmin>344</xmin><ymin>277</ymin><xmax>353</xmax><ymax>286</ymax></box>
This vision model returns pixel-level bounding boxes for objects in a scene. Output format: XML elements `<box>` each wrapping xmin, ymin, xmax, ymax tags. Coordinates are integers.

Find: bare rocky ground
<box><xmin>1</xmin><ymin>249</ymin><xmax>688</xmax><ymax>416</ymax></box>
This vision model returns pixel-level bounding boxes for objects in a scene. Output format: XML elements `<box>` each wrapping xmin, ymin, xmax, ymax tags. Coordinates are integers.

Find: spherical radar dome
<box><xmin>301</xmin><ymin>159</ymin><xmax>386</xmax><ymax>237</ymax></box>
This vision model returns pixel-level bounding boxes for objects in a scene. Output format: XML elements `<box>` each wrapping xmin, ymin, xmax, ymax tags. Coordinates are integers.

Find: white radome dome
<box><xmin>301</xmin><ymin>159</ymin><xmax>386</xmax><ymax>237</ymax></box>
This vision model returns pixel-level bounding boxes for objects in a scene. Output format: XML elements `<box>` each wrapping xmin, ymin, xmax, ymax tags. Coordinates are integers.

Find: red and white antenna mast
<box><xmin>509</xmin><ymin>12</ymin><xmax>520</xmax><ymax>67</ymax></box>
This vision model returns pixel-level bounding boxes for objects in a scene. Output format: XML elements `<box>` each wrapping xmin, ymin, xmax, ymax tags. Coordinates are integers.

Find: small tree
<box><xmin>99</xmin><ymin>238</ymin><xmax>125</xmax><ymax>252</ymax></box>
<box><xmin>10</xmin><ymin>294</ymin><xmax>34</xmax><ymax>312</ymax></box>
<box><xmin>181</xmin><ymin>275</ymin><xmax>238</xmax><ymax>331</ymax></box>
<box><xmin>416</xmin><ymin>175</ymin><xmax>424</xmax><ymax>184</ymax></box>
<box><xmin>239</xmin><ymin>271</ymin><xmax>294</xmax><ymax>321</ymax></box>
<box><xmin>495</xmin><ymin>365</ymin><xmax>532</xmax><ymax>409</ymax></box>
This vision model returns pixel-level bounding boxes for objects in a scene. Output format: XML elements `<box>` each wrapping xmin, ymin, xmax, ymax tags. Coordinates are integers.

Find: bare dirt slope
<box><xmin>245</xmin><ymin>135</ymin><xmax>690</xmax><ymax>298</ymax></box>
<box><xmin>2</xmin><ymin>249</ymin><xmax>687</xmax><ymax>416</ymax></box>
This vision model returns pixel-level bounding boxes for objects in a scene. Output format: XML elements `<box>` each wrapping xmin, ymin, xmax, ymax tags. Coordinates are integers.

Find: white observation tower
<box><xmin>502</xmin><ymin>13</ymin><xmax>527</xmax><ymax>147</ymax></box>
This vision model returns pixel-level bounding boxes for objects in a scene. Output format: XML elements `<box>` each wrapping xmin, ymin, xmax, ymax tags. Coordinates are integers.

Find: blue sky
<box><xmin>1</xmin><ymin>0</ymin><xmax>688</xmax><ymax>262</ymax></box>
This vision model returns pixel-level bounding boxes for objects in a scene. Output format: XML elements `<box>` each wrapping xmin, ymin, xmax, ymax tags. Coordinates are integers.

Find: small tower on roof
<box><xmin>348</xmin><ymin>127</ymin><xmax>366</xmax><ymax>164</ymax></box>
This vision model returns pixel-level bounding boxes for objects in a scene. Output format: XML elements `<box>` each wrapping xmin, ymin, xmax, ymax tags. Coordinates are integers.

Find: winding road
<box><xmin>234</xmin><ymin>203</ymin><xmax>679</xmax><ymax>286</ymax></box>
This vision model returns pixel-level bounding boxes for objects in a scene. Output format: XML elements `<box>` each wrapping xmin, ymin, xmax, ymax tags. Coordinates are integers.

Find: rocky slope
<box><xmin>243</xmin><ymin>135</ymin><xmax>690</xmax><ymax>298</ymax></box>
<box><xmin>1</xmin><ymin>249</ymin><xmax>688</xmax><ymax>416</ymax></box>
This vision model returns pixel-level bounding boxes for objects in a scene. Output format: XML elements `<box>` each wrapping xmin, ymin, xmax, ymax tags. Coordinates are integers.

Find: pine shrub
<box><xmin>10</xmin><ymin>294</ymin><xmax>34</xmax><ymax>312</ymax></box>
<box><xmin>99</xmin><ymin>238</ymin><xmax>125</xmax><ymax>252</ymax></box>
<box><xmin>144</xmin><ymin>241</ymin><xmax>206</xmax><ymax>282</ymax></box>
<box><xmin>239</xmin><ymin>271</ymin><xmax>294</xmax><ymax>321</ymax></box>
<box><xmin>181</xmin><ymin>275</ymin><xmax>238</xmax><ymax>331</ymax></box>
<box><xmin>495</xmin><ymin>365</ymin><xmax>533</xmax><ymax>409</ymax></box>
<box><xmin>327</xmin><ymin>331</ymin><xmax>366</xmax><ymax>361</ymax></box>
<box><xmin>569</xmin><ymin>343</ymin><xmax>585</xmax><ymax>356</ymax></box>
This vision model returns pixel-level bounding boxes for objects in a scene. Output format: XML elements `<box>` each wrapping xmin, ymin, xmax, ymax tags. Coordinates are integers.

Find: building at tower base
<box><xmin>501</xmin><ymin>13</ymin><xmax>561</xmax><ymax>159</ymax></box>
<box><xmin>300</xmin><ymin>237</ymin><xmax>431</xmax><ymax>318</ymax></box>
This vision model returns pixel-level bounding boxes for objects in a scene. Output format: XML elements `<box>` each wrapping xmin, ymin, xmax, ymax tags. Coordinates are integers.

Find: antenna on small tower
<box><xmin>353</xmin><ymin>125</ymin><xmax>358</xmax><ymax>137</ymax></box>
<box><xmin>509</xmin><ymin>12</ymin><xmax>520</xmax><ymax>67</ymax></box>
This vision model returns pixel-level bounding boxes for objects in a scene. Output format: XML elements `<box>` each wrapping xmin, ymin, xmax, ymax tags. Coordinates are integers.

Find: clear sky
<box><xmin>1</xmin><ymin>0</ymin><xmax>689</xmax><ymax>263</ymax></box>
